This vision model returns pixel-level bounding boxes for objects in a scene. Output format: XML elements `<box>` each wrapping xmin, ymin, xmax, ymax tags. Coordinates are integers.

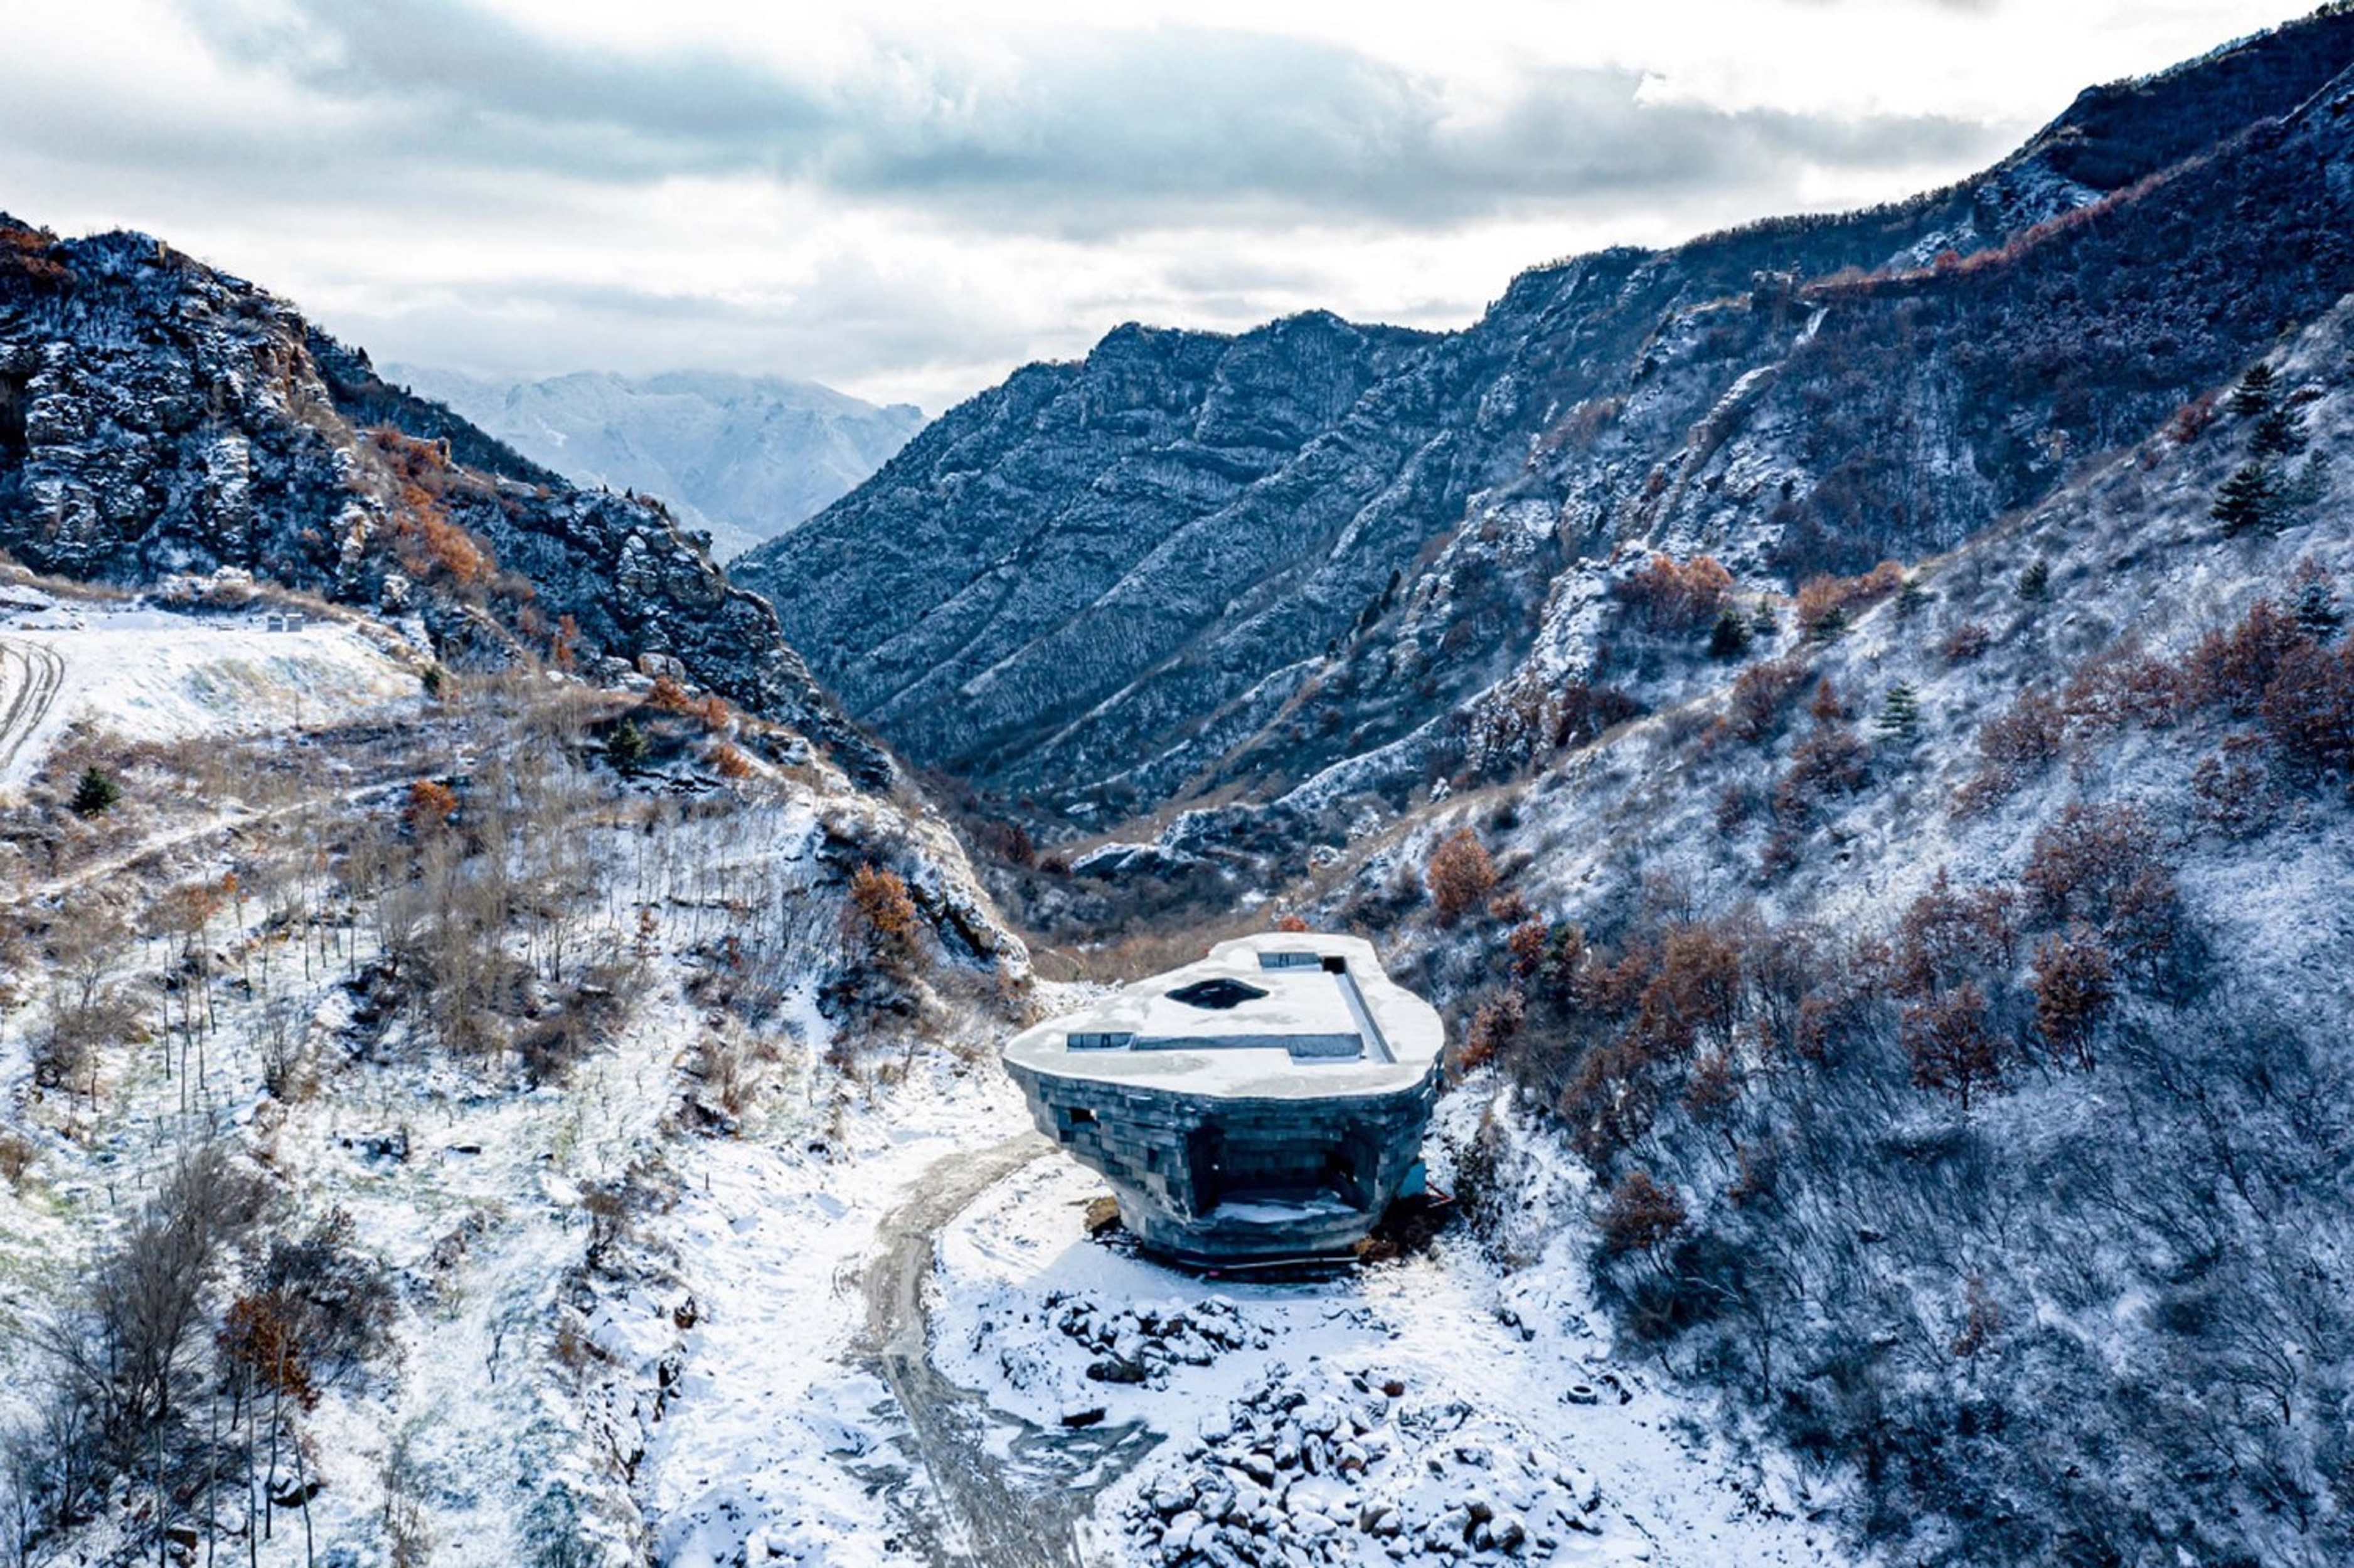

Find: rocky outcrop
<box><xmin>0</xmin><ymin>225</ymin><xmax>888</xmax><ymax>781</ymax></box>
<box><xmin>737</xmin><ymin>9</ymin><xmax>2354</xmax><ymax>824</ymax></box>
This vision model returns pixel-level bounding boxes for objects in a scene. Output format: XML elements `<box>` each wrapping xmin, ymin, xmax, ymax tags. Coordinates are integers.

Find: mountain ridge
<box><xmin>735</xmin><ymin>4</ymin><xmax>2354</xmax><ymax>830</ymax></box>
<box><xmin>0</xmin><ymin>220</ymin><xmax>893</xmax><ymax>783</ymax></box>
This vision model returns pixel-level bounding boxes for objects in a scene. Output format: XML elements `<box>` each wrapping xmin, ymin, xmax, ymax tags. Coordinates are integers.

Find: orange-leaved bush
<box><xmin>1425</xmin><ymin>828</ymin><xmax>1499</xmax><ymax>926</ymax></box>
<box><xmin>1597</xmin><ymin>1170</ymin><xmax>1688</xmax><ymax>1258</ymax></box>
<box><xmin>1617</xmin><ymin>554</ymin><xmax>1734</xmax><ymax>633</ymax></box>
<box><xmin>848</xmin><ymin>864</ymin><xmax>922</xmax><ymax>961</ymax></box>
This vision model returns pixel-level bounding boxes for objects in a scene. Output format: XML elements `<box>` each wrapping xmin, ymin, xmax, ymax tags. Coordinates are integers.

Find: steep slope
<box><xmin>0</xmin><ymin>223</ymin><xmax>889</xmax><ymax>781</ymax></box>
<box><xmin>737</xmin><ymin>308</ymin><xmax>1447</xmax><ymax>807</ymax></box>
<box><xmin>737</xmin><ymin>6</ymin><xmax>2354</xmax><ymax>825</ymax></box>
<box><xmin>1294</xmin><ymin>280</ymin><xmax>2354</xmax><ymax>1565</ymax></box>
<box><xmin>0</xmin><ymin>571</ymin><xmax>1025</xmax><ymax>1568</ymax></box>
<box><xmin>383</xmin><ymin>366</ymin><xmax>925</xmax><ymax>560</ymax></box>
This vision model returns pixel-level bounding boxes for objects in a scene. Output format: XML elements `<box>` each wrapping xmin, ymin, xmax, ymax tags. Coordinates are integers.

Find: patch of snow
<box><xmin>0</xmin><ymin>601</ymin><xmax>423</xmax><ymax>788</ymax></box>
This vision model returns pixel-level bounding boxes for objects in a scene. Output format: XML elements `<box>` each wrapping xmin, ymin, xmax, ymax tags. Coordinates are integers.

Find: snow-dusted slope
<box><xmin>0</xmin><ymin>599</ymin><xmax>1025</xmax><ymax>1566</ymax></box>
<box><xmin>386</xmin><ymin>367</ymin><xmax>925</xmax><ymax>561</ymax></box>
<box><xmin>932</xmin><ymin>1100</ymin><xmax>1846</xmax><ymax>1567</ymax></box>
<box><xmin>0</xmin><ymin>588</ymin><xmax>425</xmax><ymax>790</ymax></box>
<box><xmin>1262</xmin><ymin>263</ymin><xmax>2354</xmax><ymax>1567</ymax></box>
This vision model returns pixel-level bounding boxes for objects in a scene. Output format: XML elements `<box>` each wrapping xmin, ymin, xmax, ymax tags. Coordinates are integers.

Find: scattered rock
<box><xmin>1121</xmin><ymin>1363</ymin><xmax>1599</xmax><ymax>1566</ymax></box>
<box><xmin>1087</xmin><ymin>1354</ymin><xmax>1148</xmax><ymax>1385</ymax></box>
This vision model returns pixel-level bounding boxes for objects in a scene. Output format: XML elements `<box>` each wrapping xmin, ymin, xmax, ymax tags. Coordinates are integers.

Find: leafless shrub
<box><xmin>0</xmin><ymin>1133</ymin><xmax>33</xmax><ymax>1190</ymax></box>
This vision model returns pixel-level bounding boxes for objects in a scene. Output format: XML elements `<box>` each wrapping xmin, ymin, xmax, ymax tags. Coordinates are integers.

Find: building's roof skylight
<box><xmin>1168</xmin><ymin>977</ymin><xmax>1267</xmax><ymax>1010</ymax></box>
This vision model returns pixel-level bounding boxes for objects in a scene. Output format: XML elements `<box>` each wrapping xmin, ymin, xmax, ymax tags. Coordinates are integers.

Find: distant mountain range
<box><xmin>384</xmin><ymin>366</ymin><xmax>926</xmax><ymax>559</ymax></box>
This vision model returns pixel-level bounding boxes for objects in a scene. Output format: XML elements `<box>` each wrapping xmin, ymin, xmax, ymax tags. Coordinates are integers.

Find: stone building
<box><xmin>1003</xmin><ymin>934</ymin><xmax>1446</xmax><ymax>1266</ymax></box>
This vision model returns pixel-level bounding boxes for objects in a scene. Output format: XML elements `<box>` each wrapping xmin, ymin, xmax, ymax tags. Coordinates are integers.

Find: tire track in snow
<box><xmin>0</xmin><ymin>638</ymin><xmax>63</xmax><ymax>784</ymax></box>
<box><xmin>860</xmin><ymin>1135</ymin><xmax>1159</xmax><ymax>1567</ymax></box>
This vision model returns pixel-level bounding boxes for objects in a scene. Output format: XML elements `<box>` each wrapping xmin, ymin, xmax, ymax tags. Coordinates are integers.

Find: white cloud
<box><xmin>0</xmin><ymin>0</ymin><xmax>2313</xmax><ymax>409</ymax></box>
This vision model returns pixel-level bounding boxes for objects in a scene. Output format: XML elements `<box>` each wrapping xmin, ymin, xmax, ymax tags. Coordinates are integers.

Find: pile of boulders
<box><xmin>1122</xmin><ymin>1365</ymin><xmax>1606</xmax><ymax>1565</ymax></box>
<box><xmin>1045</xmin><ymin>1291</ymin><xmax>1267</xmax><ymax>1388</ymax></box>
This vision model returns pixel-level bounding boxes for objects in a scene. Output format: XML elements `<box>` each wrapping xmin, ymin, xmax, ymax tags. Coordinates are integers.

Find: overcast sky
<box><xmin>0</xmin><ymin>0</ymin><xmax>2314</xmax><ymax>411</ymax></box>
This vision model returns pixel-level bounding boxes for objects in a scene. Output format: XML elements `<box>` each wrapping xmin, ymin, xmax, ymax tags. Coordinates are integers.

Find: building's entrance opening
<box><xmin>1191</xmin><ymin>1128</ymin><xmax>1367</xmax><ymax>1214</ymax></box>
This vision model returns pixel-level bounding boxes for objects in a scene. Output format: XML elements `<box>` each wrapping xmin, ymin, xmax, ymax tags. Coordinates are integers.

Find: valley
<box><xmin>0</xmin><ymin>591</ymin><xmax>1838</xmax><ymax>1565</ymax></box>
<box><xmin>3</xmin><ymin>6</ymin><xmax>2354</xmax><ymax>1566</ymax></box>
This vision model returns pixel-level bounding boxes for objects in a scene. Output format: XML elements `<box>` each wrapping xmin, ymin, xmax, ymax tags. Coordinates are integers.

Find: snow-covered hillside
<box><xmin>0</xmin><ymin>579</ymin><xmax>425</xmax><ymax>790</ymax></box>
<box><xmin>0</xmin><ymin>571</ymin><xmax>1021</xmax><ymax>1565</ymax></box>
<box><xmin>1236</xmin><ymin>272</ymin><xmax>2354</xmax><ymax>1567</ymax></box>
<box><xmin>0</xmin><ymin>567</ymin><xmax>1865</xmax><ymax>1566</ymax></box>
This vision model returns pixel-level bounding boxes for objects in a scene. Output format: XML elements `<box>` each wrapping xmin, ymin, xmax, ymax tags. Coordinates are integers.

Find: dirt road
<box><xmin>860</xmin><ymin>1135</ymin><xmax>1159</xmax><ymax>1567</ymax></box>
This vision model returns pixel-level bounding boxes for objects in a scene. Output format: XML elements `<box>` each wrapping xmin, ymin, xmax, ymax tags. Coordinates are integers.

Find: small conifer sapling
<box><xmin>2229</xmin><ymin>361</ymin><xmax>2277</xmax><ymax>419</ymax></box>
<box><xmin>2292</xmin><ymin>564</ymin><xmax>2343</xmax><ymax>642</ymax></box>
<box><xmin>1877</xmin><ymin>683</ymin><xmax>1922</xmax><ymax>742</ymax></box>
<box><xmin>1707</xmin><ymin>608</ymin><xmax>1751</xmax><ymax>660</ymax></box>
<box><xmin>72</xmin><ymin>766</ymin><xmax>120</xmax><ymax>817</ymax></box>
<box><xmin>605</xmin><ymin>719</ymin><xmax>650</xmax><ymax>773</ymax></box>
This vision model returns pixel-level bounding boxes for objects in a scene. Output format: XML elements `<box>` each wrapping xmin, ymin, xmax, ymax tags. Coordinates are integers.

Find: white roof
<box><xmin>1003</xmin><ymin>933</ymin><xmax>1444</xmax><ymax>1100</ymax></box>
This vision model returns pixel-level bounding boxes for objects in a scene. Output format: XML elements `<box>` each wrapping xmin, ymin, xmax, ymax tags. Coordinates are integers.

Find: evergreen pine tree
<box><xmin>2016</xmin><ymin>559</ymin><xmax>2051</xmax><ymax>602</ymax></box>
<box><xmin>605</xmin><ymin>719</ymin><xmax>649</xmax><ymax>773</ymax></box>
<box><xmin>2294</xmin><ymin>575</ymin><xmax>2345</xmax><ymax>642</ymax></box>
<box><xmin>2212</xmin><ymin>461</ymin><xmax>2281</xmax><ymax>536</ymax></box>
<box><xmin>2252</xmin><ymin>400</ymin><xmax>2307</xmax><ymax>459</ymax></box>
<box><xmin>2282</xmin><ymin>448</ymin><xmax>2332</xmax><ymax>509</ymax></box>
<box><xmin>70</xmin><ymin>766</ymin><xmax>120</xmax><ymax>817</ymax></box>
<box><xmin>1750</xmin><ymin>599</ymin><xmax>1780</xmax><ymax>638</ymax></box>
<box><xmin>2230</xmin><ymin>361</ymin><xmax>2277</xmax><ymax>419</ymax></box>
<box><xmin>1876</xmin><ymin>682</ymin><xmax>1922</xmax><ymax>742</ymax></box>
<box><xmin>1895</xmin><ymin>576</ymin><xmax>1931</xmax><ymax>618</ymax></box>
<box><xmin>1707</xmin><ymin>608</ymin><xmax>1751</xmax><ymax>660</ymax></box>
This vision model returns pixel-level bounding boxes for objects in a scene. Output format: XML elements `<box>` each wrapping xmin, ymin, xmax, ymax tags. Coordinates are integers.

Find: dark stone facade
<box><xmin>1007</xmin><ymin>1062</ymin><xmax>1439</xmax><ymax>1266</ymax></box>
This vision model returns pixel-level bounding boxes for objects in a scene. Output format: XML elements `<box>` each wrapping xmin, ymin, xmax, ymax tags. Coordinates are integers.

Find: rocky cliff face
<box><xmin>736</xmin><ymin>307</ymin><xmax>1449</xmax><ymax>803</ymax></box>
<box><xmin>0</xmin><ymin>225</ymin><xmax>890</xmax><ymax>781</ymax></box>
<box><xmin>381</xmin><ymin>366</ymin><xmax>925</xmax><ymax>561</ymax></box>
<box><xmin>735</xmin><ymin>9</ymin><xmax>2354</xmax><ymax>828</ymax></box>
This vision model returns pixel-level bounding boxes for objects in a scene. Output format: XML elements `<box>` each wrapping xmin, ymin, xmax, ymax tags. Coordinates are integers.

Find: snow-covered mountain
<box><xmin>384</xmin><ymin>366</ymin><xmax>925</xmax><ymax>560</ymax></box>
<box><xmin>6</xmin><ymin>9</ymin><xmax>2354</xmax><ymax>1568</ymax></box>
<box><xmin>736</xmin><ymin>8</ymin><xmax>2354</xmax><ymax>829</ymax></box>
<box><xmin>0</xmin><ymin>223</ymin><xmax>889</xmax><ymax>782</ymax></box>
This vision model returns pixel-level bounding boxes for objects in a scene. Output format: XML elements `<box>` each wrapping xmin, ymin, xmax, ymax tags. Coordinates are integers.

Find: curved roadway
<box><xmin>859</xmin><ymin>1135</ymin><xmax>1160</xmax><ymax>1567</ymax></box>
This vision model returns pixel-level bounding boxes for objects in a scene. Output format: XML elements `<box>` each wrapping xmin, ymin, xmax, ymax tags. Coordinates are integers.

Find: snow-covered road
<box><xmin>0</xmin><ymin>599</ymin><xmax>423</xmax><ymax>792</ymax></box>
<box><xmin>860</xmin><ymin>1133</ymin><xmax>1159</xmax><ymax>1567</ymax></box>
